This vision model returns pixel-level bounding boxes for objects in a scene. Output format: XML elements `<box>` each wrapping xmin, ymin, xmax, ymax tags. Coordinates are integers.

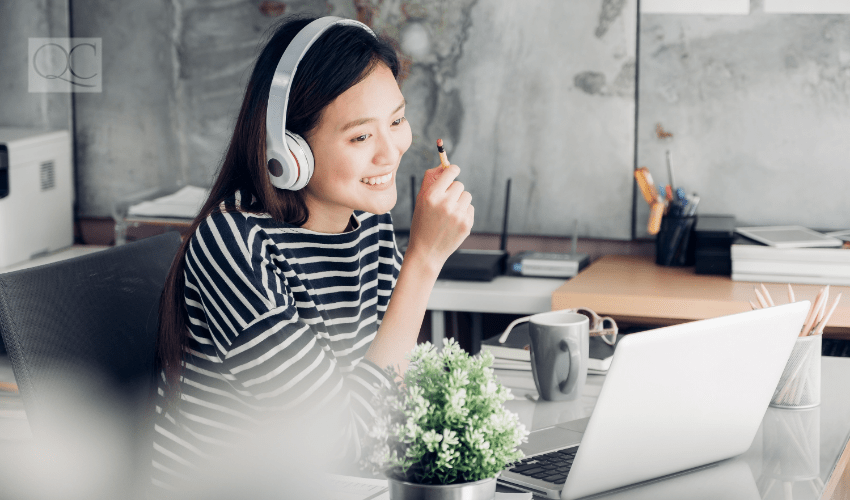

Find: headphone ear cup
<box><xmin>266</xmin><ymin>146</ymin><xmax>298</xmax><ymax>190</ymax></box>
<box><xmin>285</xmin><ymin>131</ymin><xmax>314</xmax><ymax>191</ymax></box>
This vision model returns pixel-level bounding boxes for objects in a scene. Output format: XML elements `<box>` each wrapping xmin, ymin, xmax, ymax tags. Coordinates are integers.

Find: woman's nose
<box><xmin>373</xmin><ymin>130</ymin><xmax>400</xmax><ymax>166</ymax></box>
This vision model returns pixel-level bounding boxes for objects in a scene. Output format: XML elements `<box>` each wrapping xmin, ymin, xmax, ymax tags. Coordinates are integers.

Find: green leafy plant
<box><xmin>362</xmin><ymin>339</ymin><xmax>528</xmax><ymax>485</ymax></box>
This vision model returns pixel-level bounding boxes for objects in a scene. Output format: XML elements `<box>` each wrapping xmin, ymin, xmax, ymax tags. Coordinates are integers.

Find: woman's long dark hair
<box><xmin>157</xmin><ymin>16</ymin><xmax>400</xmax><ymax>400</ymax></box>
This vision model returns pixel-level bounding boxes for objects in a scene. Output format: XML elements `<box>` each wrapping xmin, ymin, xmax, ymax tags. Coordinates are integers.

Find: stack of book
<box><xmin>731</xmin><ymin>236</ymin><xmax>850</xmax><ymax>285</ymax></box>
<box><xmin>481</xmin><ymin>323</ymin><xmax>620</xmax><ymax>391</ymax></box>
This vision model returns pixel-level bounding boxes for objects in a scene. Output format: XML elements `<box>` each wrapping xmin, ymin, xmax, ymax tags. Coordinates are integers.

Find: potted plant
<box><xmin>362</xmin><ymin>339</ymin><xmax>529</xmax><ymax>499</ymax></box>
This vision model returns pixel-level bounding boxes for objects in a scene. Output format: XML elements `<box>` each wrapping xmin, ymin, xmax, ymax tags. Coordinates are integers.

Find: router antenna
<box><xmin>571</xmin><ymin>219</ymin><xmax>579</xmax><ymax>255</ymax></box>
<box><xmin>500</xmin><ymin>178</ymin><xmax>511</xmax><ymax>252</ymax></box>
<box><xmin>410</xmin><ymin>175</ymin><xmax>416</xmax><ymax>226</ymax></box>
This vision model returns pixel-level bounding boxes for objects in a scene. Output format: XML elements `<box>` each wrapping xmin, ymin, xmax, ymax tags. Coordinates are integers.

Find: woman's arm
<box><xmin>365</xmin><ymin>164</ymin><xmax>474</xmax><ymax>373</ymax></box>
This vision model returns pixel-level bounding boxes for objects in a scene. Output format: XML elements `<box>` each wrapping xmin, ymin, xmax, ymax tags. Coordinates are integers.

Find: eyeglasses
<box><xmin>571</xmin><ymin>307</ymin><xmax>618</xmax><ymax>346</ymax></box>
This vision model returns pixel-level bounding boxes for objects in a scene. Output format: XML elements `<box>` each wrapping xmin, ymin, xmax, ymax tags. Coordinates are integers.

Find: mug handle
<box><xmin>558</xmin><ymin>336</ymin><xmax>581</xmax><ymax>396</ymax></box>
<box><xmin>498</xmin><ymin>316</ymin><xmax>531</xmax><ymax>343</ymax></box>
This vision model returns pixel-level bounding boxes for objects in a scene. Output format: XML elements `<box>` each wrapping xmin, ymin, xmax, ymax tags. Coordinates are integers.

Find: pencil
<box><xmin>806</xmin><ymin>285</ymin><xmax>829</xmax><ymax>335</ymax></box>
<box><xmin>760</xmin><ymin>283</ymin><xmax>775</xmax><ymax>307</ymax></box>
<box><xmin>800</xmin><ymin>287</ymin><xmax>826</xmax><ymax>337</ymax></box>
<box><xmin>754</xmin><ymin>287</ymin><xmax>769</xmax><ymax>309</ymax></box>
<box><xmin>815</xmin><ymin>293</ymin><xmax>841</xmax><ymax>336</ymax></box>
<box><xmin>787</xmin><ymin>283</ymin><xmax>795</xmax><ymax>303</ymax></box>
<box><xmin>749</xmin><ymin>300</ymin><xmax>759</xmax><ymax>310</ymax></box>
<box><xmin>436</xmin><ymin>139</ymin><xmax>450</xmax><ymax>169</ymax></box>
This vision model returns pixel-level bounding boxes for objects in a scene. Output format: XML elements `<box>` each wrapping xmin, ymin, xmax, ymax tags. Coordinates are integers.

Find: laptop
<box><xmin>498</xmin><ymin>301</ymin><xmax>809</xmax><ymax>499</ymax></box>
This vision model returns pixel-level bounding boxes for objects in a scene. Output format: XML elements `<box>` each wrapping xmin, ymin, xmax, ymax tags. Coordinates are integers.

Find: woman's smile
<box><xmin>360</xmin><ymin>171</ymin><xmax>395</xmax><ymax>187</ymax></box>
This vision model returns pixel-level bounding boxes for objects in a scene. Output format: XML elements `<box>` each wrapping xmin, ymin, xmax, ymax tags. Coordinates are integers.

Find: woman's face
<box><xmin>302</xmin><ymin>63</ymin><xmax>412</xmax><ymax>233</ymax></box>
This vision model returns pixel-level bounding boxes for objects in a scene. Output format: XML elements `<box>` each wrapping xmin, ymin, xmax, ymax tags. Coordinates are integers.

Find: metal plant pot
<box><xmin>387</xmin><ymin>476</ymin><xmax>497</xmax><ymax>500</ymax></box>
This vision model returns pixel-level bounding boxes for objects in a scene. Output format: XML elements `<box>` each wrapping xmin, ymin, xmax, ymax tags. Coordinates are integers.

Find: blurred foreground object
<box><xmin>0</xmin><ymin>232</ymin><xmax>182</xmax><ymax>499</ymax></box>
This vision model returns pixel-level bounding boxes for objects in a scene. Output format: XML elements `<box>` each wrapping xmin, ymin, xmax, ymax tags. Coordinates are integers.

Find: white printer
<box><xmin>0</xmin><ymin>128</ymin><xmax>74</xmax><ymax>268</ymax></box>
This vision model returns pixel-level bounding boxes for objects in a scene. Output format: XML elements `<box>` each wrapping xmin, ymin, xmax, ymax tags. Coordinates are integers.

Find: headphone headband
<box><xmin>266</xmin><ymin>17</ymin><xmax>376</xmax><ymax>190</ymax></box>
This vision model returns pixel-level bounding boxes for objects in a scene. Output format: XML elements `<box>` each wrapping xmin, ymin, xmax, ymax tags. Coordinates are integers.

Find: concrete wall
<box><xmin>636</xmin><ymin>4</ymin><xmax>850</xmax><ymax>237</ymax></box>
<box><xmin>372</xmin><ymin>0</ymin><xmax>638</xmax><ymax>239</ymax></box>
<box><xmin>7</xmin><ymin>1</ymin><xmax>846</xmax><ymax>241</ymax></box>
<box><xmin>38</xmin><ymin>0</ymin><xmax>639</xmax><ymax>241</ymax></box>
<box><xmin>66</xmin><ymin>0</ymin><xmax>340</xmax><ymax>217</ymax></box>
<box><xmin>0</xmin><ymin>0</ymin><xmax>72</xmax><ymax>131</ymax></box>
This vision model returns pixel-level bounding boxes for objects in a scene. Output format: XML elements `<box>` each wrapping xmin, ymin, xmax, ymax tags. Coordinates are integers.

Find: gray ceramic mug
<box><xmin>502</xmin><ymin>310</ymin><xmax>589</xmax><ymax>401</ymax></box>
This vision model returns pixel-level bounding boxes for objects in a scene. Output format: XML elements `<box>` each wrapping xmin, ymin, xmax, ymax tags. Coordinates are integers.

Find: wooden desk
<box><xmin>552</xmin><ymin>255</ymin><xmax>850</xmax><ymax>339</ymax></box>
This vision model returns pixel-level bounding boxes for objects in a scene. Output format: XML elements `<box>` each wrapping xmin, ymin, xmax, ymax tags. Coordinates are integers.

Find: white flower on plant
<box><xmin>360</xmin><ymin>338</ymin><xmax>528</xmax><ymax>484</ymax></box>
<box><xmin>422</xmin><ymin>429</ymin><xmax>442</xmax><ymax>453</ymax></box>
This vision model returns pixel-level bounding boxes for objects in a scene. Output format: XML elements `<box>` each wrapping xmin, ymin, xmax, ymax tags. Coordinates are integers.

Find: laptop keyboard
<box><xmin>508</xmin><ymin>447</ymin><xmax>578</xmax><ymax>485</ymax></box>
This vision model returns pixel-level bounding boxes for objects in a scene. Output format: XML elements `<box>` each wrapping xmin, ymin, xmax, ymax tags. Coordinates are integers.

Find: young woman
<box><xmin>150</xmin><ymin>16</ymin><xmax>473</xmax><ymax>490</ymax></box>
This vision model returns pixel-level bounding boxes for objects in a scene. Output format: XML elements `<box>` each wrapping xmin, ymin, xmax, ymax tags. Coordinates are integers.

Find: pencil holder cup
<box><xmin>655</xmin><ymin>215</ymin><xmax>696</xmax><ymax>267</ymax></box>
<box><xmin>770</xmin><ymin>334</ymin><xmax>821</xmax><ymax>409</ymax></box>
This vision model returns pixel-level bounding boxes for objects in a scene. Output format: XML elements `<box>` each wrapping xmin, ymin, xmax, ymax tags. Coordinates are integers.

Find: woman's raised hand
<box><xmin>406</xmin><ymin>164</ymin><xmax>474</xmax><ymax>272</ymax></box>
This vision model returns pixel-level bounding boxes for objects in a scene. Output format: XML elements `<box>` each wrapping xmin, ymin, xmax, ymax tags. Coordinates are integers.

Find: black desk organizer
<box><xmin>656</xmin><ymin>214</ymin><xmax>697</xmax><ymax>266</ymax></box>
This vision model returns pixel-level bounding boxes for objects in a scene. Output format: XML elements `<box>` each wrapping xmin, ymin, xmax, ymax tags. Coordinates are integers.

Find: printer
<box><xmin>0</xmin><ymin>128</ymin><xmax>74</xmax><ymax>268</ymax></box>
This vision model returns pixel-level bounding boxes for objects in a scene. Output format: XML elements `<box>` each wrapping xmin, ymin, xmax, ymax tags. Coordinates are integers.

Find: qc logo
<box><xmin>28</xmin><ymin>38</ymin><xmax>102</xmax><ymax>93</ymax></box>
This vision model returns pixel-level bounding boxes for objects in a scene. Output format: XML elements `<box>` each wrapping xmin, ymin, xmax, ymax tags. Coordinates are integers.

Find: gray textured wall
<box><xmin>71</xmin><ymin>0</ymin><xmax>181</xmax><ymax>214</ymax></box>
<box><xmin>66</xmin><ymin>0</ymin><xmax>638</xmax><ymax>241</ymax></box>
<box><xmin>71</xmin><ymin>0</ymin><xmax>356</xmax><ymax>217</ymax></box>
<box><xmin>0</xmin><ymin>0</ymin><xmax>72</xmax><ymax>131</ymax></box>
<box><xmin>9</xmin><ymin>1</ymin><xmax>845</xmax><ymax>241</ymax></box>
<box><xmin>636</xmin><ymin>7</ymin><xmax>850</xmax><ymax>237</ymax></box>
<box><xmin>372</xmin><ymin>0</ymin><xmax>638</xmax><ymax>239</ymax></box>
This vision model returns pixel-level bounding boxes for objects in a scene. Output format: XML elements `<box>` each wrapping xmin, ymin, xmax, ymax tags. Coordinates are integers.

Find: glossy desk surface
<box><xmin>496</xmin><ymin>356</ymin><xmax>850</xmax><ymax>500</ymax></box>
<box><xmin>2</xmin><ymin>355</ymin><xmax>849</xmax><ymax>499</ymax></box>
<box><xmin>553</xmin><ymin>255</ymin><xmax>850</xmax><ymax>339</ymax></box>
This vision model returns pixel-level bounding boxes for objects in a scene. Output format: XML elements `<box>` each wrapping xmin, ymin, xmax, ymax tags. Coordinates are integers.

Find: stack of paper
<box><xmin>731</xmin><ymin>236</ymin><xmax>850</xmax><ymax>286</ymax></box>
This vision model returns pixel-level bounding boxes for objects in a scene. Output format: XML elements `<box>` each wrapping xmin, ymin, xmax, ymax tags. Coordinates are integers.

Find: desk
<box><xmin>3</xmin><ymin>351</ymin><xmax>849</xmax><ymax>499</ymax></box>
<box><xmin>553</xmin><ymin>255</ymin><xmax>850</xmax><ymax>339</ymax></box>
<box><xmin>496</xmin><ymin>356</ymin><xmax>850</xmax><ymax>499</ymax></box>
<box><xmin>427</xmin><ymin>276</ymin><xmax>566</xmax><ymax>351</ymax></box>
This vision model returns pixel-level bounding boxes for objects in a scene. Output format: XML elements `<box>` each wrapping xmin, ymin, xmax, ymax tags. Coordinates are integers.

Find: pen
<box><xmin>685</xmin><ymin>195</ymin><xmax>700</xmax><ymax>216</ymax></box>
<box><xmin>665</xmin><ymin>150</ymin><xmax>676</xmax><ymax>191</ymax></box>
<box><xmin>436</xmin><ymin>139</ymin><xmax>450</xmax><ymax>169</ymax></box>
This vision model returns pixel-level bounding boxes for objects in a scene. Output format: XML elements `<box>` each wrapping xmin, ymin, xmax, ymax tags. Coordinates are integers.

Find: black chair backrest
<box><xmin>0</xmin><ymin>232</ymin><xmax>181</xmax><ymax>444</ymax></box>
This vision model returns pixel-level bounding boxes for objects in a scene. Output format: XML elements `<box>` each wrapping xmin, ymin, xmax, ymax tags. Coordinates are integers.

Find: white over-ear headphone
<box><xmin>266</xmin><ymin>16</ymin><xmax>376</xmax><ymax>190</ymax></box>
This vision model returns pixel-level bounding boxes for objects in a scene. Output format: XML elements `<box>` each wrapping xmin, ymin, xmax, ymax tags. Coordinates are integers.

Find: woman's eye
<box><xmin>392</xmin><ymin>117</ymin><xmax>406</xmax><ymax>126</ymax></box>
<box><xmin>352</xmin><ymin>134</ymin><xmax>369</xmax><ymax>142</ymax></box>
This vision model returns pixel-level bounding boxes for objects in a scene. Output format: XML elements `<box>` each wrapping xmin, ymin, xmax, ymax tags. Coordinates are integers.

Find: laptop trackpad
<box><xmin>556</xmin><ymin>417</ymin><xmax>590</xmax><ymax>433</ymax></box>
<box><xmin>521</xmin><ymin>426</ymin><xmax>583</xmax><ymax>456</ymax></box>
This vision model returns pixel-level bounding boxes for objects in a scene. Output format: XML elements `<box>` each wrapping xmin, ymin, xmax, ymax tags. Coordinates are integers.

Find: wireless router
<box><xmin>436</xmin><ymin>179</ymin><xmax>512</xmax><ymax>281</ymax></box>
<box><xmin>506</xmin><ymin>220</ymin><xmax>590</xmax><ymax>279</ymax></box>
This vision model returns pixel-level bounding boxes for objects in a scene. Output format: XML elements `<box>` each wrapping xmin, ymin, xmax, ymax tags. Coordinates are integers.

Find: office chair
<box><xmin>0</xmin><ymin>231</ymin><xmax>182</xmax><ymax>498</ymax></box>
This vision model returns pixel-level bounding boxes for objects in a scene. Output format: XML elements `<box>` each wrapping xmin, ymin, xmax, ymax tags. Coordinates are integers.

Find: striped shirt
<box><xmin>150</xmin><ymin>193</ymin><xmax>401</xmax><ymax>491</ymax></box>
